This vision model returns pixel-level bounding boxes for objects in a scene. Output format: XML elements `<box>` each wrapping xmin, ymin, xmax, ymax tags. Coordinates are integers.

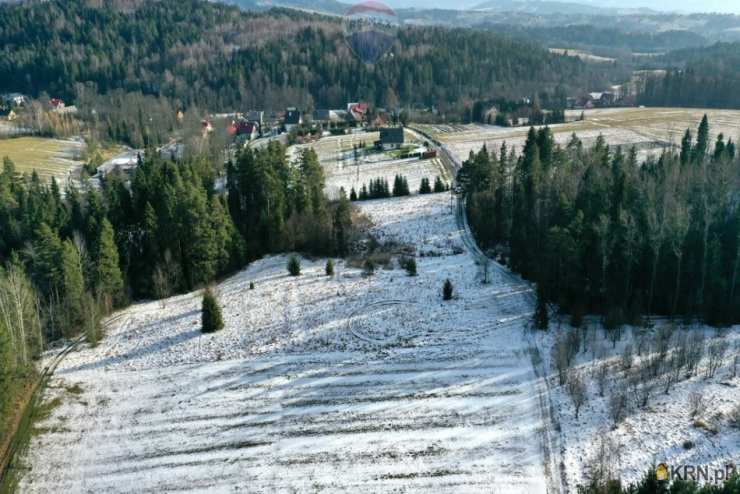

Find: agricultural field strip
<box><xmin>0</xmin><ymin>137</ymin><xmax>84</xmax><ymax>181</ymax></box>
<box><xmin>417</xmin><ymin>108</ymin><xmax>740</xmax><ymax>163</ymax></box>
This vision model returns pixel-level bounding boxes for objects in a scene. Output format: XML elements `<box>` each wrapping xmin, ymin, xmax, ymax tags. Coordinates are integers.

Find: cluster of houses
<box><xmin>202</xmin><ymin>102</ymin><xmax>396</xmax><ymax>144</ymax></box>
<box><xmin>0</xmin><ymin>93</ymin><xmax>26</xmax><ymax>120</ymax></box>
<box><xmin>567</xmin><ymin>76</ymin><xmax>654</xmax><ymax>109</ymax></box>
<box><xmin>0</xmin><ymin>93</ymin><xmax>77</xmax><ymax>121</ymax></box>
<box><xmin>298</xmin><ymin>102</ymin><xmax>391</xmax><ymax>130</ymax></box>
<box><xmin>567</xmin><ymin>90</ymin><xmax>619</xmax><ymax>110</ymax></box>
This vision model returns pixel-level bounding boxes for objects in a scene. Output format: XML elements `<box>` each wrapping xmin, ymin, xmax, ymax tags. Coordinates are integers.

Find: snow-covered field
<box><xmin>18</xmin><ymin>193</ymin><xmax>552</xmax><ymax>493</ymax></box>
<box><xmin>323</xmin><ymin>156</ymin><xmax>448</xmax><ymax>199</ymax></box>
<box><xmin>289</xmin><ymin>130</ymin><xmax>443</xmax><ymax>199</ymax></box>
<box><xmin>417</xmin><ymin>107</ymin><xmax>740</xmax><ymax>164</ymax></box>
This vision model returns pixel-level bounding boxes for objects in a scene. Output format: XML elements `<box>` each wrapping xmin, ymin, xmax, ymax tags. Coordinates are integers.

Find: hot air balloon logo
<box><xmin>343</xmin><ymin>1</ymin><xmax>399</xmax><ymax>65</ymax></box>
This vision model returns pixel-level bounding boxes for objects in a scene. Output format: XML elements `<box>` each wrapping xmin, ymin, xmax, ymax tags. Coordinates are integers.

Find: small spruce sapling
<box><xmin>443</xmin><ymin>279</ymin><xmax>454</xmax><ymax>300</ymax></box>
<box><xmin>202</xmin><ymin>288</ymin><xmax>224</xmax><ymax>333</ymax></box>
<box><xmin>288</xmin><ymin>255</ymin><xmax>301</xmax><ymax>276</ymax></box>
<box><xmin>404</xmin><ymin>257</ymin><xmax>417</xmax><ymax>276</ymax></box>
<box><xmin>325</xmin><ymin>259</ymin><xmax>334</xmax><ymax>276</ymax></box>
<box><xmin>433</xmin><ymin>176</ymin><xmax>446</xmax><ymax>193</ymax></box>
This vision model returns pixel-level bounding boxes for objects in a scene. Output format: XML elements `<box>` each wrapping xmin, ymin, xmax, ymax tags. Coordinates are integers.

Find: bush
<box><xmin>288</xmin><ymin>255</ymin><xmax>301</xmax><ymax>276</ymax></box>
<box><xmin>249</xmin><ymin>281</ymin><xmax>255</xmax><ymax>290</ymax></box>
<box><xmin>688</xmin><ymin>391</ymin><xmax>705</xmax><ymax>418</ymax></box>
<box><xmin>325</xmin><ymin>259</ymin><xmax>334</xmax><ymax>276</ymax></box>
<box><xmin>362</xmin><ymin>259</ymin><xmax>376</xmax><ymax>277</ymax></box>
<box><xmin>729</xmin><ymin>404</ymin><xmax>740</xmax><ymax>429</ymax></box>
<box><xmin>201</xmin><ymin>288</ymin><xmax>224</xmax><ymax>333</ymax></box>
<box><xmin>443</xmin><ymin>279</ymin><xmax>453</xmax><ymax>300</ymax></box>
<box><xmin>401</xmin><ymin>257</ymin><xmax>417</xmax><ymax>276</ymax></box>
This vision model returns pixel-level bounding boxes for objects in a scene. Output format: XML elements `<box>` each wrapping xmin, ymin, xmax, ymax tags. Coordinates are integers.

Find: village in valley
<box><xmin>3</xmin><ymin>81</ymin><xmax>739</xmax><ymax>493</ymax></box>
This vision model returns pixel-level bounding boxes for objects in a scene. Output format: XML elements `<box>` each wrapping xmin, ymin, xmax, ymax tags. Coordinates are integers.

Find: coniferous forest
<box><xmin>0</xmin><ymin>0</ymin><xmax>599</xmax><ymax>115</ymax></box>
<box><xmin>0</xmin><ymin>143</ymin><xmax>352</xmax><ymax>433</ymax></box>
<box><xmin>638</xmin><ymin>43</ymin><xmax>740</xmax><ymax>109</ymax></box>
<box><xmin>463</xmin><ymin>117</ymin><xmax>740</xmax><ymax>326</ymax></box>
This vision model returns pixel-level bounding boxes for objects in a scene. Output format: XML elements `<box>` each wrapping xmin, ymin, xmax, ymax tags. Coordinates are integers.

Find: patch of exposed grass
<box><xmin>0</xmin><ymin>386</ymin><xmax>63</xmax><ymax>494</ymax></box>
<box><xmin>0</xmin><ymin>137</ymin><xmax>83</xmax><ymax>181</ymax></box>
<box><xmin>30</xmin><ymin>397</ymin><xmax>63</xmax><ymax>436</ymax></box>
<box><xmin>64</xmin><ymin>383</ymin><xmax>84</xmax><ymax>396</ymax></box>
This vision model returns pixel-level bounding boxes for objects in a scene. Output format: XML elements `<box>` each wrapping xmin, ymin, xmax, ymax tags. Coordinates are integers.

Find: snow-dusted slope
<box><xmin>536</xmin><ymin>325</ymin><xmax>740</xmax><ymax>488</ymax></box>
<box><xmin>18</xmin><ymin>193</ymin><xmax>547</xmax><ymax>493</ymax></box>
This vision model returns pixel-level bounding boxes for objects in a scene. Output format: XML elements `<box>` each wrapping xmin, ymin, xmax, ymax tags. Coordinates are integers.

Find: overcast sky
<box><xmin>382</xmin><ymin>0</ymin><xmax>740</xmax><ymax>14</ymax></box>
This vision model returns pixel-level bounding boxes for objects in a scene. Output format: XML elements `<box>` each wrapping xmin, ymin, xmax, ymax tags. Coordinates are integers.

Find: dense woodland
<box><xmin>0</xmin><ymin>0</ymin><xmax>600</xmax><ymax>117</ymax></box>
<box><xmin>463</xmin><ymin>117</ymin><xmax>740</xmax><ymax>326</ymax></box>
<box><xmin>0</xmin><ymin>143</ymin><xmax>352</xmax><ymax>436</ymax></box>
<box><xmin>638</xmin><ymin>43</ymin><xmax>740</xmax><ymax>109</ymax></box>
<box><xmin>485</xmin><ymin>23</ymin><xmax>708</xmax><ymax>56</ymax></box>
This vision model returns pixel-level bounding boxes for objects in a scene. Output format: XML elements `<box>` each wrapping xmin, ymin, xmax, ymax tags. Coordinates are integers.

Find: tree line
<box><xmin>349</xmin><ymin>174</ymin><xmax>449</xmax><ymax>201</ymax></box>
<box><xmin>463</xmin><ymin>117</ymin><xmax>740</xmax><ymax>326</ymax></box>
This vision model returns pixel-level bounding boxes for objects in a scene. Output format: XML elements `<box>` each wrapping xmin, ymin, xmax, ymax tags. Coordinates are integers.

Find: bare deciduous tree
<box><xmin>686</xmin><ymin>332</ymin><xmax>705</xmax><ymax>377</ymax></box>
<box><xmin>621</xmin><ymin>343</ymin><xmax>634</xmax><ymax>371</ymax></box>
<box><xmin>553</xmin><ymin>332</ymin><xmax>577</xmax><ymax>386</ymax></box>
<box><xmin>662</xmin><ymin>354</ymin><xmax>683</xmax><ymax>394</ymax></box>
<box><xmin>584</xmin><ymin>434</ymin><xmax>621</xmax><ymax>488</ymax></box>
<box><xmin>688</xmin><ymin>391</ymin><xmax>705</xmax><ymax>418</ymax></box>
<box><xmin>593</xmin><ymin>361</ymin><xmax>609</xmax><ymax>398</ymax></box>
<box><xmin>706</xmin><ymin>341</ymin><xmax>726</xmax><ymax>379</ymax></box>
<box><xmin>152</xmin><ymin>264</ymin><xmax>171</xmax><ymax>309</ymax></box>
<box><xmin>0</xmin><ymin>263</ymin><xmax>44</xmax><ymax>370</ymax></box>
<box><xmin>567</xmin><ymin>369</ymin><xmax>588</xmax><ymax>419</ymax></box>
<box><xmin>608</xmin><ymin>391</ymin><xmax>628</xmax><ymax>428</ymax></box>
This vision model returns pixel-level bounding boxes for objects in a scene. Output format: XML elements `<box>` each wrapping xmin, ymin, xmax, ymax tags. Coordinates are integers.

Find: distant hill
<box><xmin>214</xmin><ymin>0</ymin><xmax>349</xmax><ymax>15</ymax></box>
<box><xmin>639</xmin><ymin>42</ymin><xmax>740</xmax><ymax>108</ymax></box>
<box><xmin>472</xmin><ymin>0</ymin><xmax>613</xmax><ymax>15</ymax></box>
<box><xmin>483</xmin><ymin>23</ymin><xmax>708</xmax><ymax>53</ymax></box>
<box><xmin>0</xmin><ymin>0</ymin><xmax>602</xmax><ymax>114</ymax></box>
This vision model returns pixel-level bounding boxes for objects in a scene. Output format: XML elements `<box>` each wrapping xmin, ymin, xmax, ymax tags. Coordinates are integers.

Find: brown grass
<box><xmin>0</xmin><ymin>137</ymin><xmax>84</xmax><ymax>182</ymax></box>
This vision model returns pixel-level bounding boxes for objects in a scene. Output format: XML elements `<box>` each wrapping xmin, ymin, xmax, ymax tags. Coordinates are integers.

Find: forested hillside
<box><xmin>484</xmin><ymin>24</ymin><xmax>707</xmax><ymax>54</ymax></box>
<box><xmin>0</xmin><ymin>142</ymin><xmax>353</xmax><ymax>438</ymax></box>
<box><xmin>462</xmin><ymin>117</ymin><xmax>740</xmax><ymax>326</ymax></box>
<box><xmin>0</xmin><ymin>0</ymin><xmax>601</xmax><ymax>113</ymax></box>
<box><xmin>638</xmin><ymin>42</ymin><xmax>740</xmax><ymax>109</ymax></box>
